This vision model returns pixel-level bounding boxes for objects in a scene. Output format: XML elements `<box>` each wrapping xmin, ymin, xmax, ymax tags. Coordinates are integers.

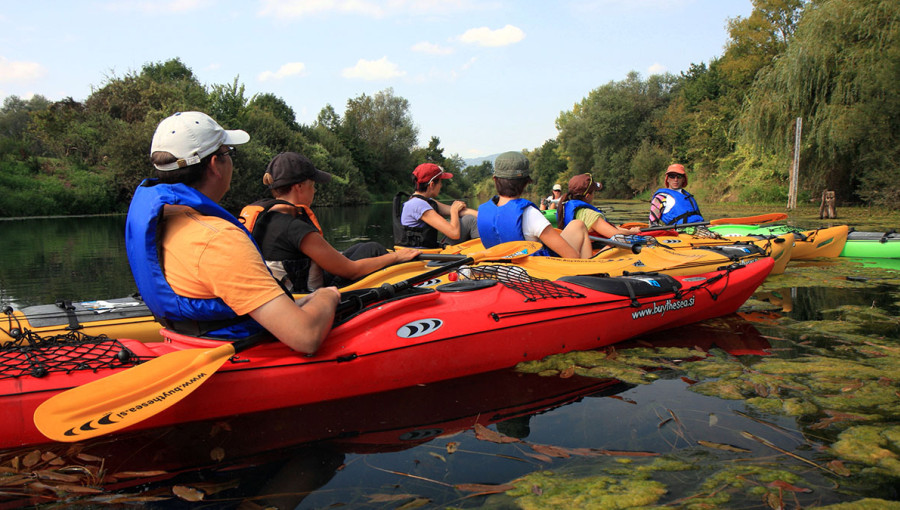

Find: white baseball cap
<box><xmin>150</xmin><ymin>111</ymin><xmax>250</xmax><ymax>171</ymax></box>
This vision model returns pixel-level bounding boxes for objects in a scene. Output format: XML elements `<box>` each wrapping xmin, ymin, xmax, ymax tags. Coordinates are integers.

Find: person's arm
<box><xmin>249</xmin><ymin>288</ymin><xmax>339</xmax><ymax>354</ymax></box>
<box><xmin>434</xmin><ymin>199</ymin><xmax>477</xmax><ymax>217</ymax></box>
<box><xmin>585</xmin><ymin>215</ymin><xmax>641</xmax><ymax>238</ymax></box>
<box><xmin>299</xmin><ymin>233</ymin><xmax>420</xmax><ymax>280</ymax></box>
<box><xmin>421</xmin><ymin>200</ymin><xmax>465</xmax><ymax>239</ymax></box>
<box><xmin>538</xmin><ymin>225</ymin><xmax>581</xmax><ymax>258</ymax></box>
<box><xmin>649</xmin><ymin>194</ymin><xmax>666</xmax><ymax>225</ymax></box>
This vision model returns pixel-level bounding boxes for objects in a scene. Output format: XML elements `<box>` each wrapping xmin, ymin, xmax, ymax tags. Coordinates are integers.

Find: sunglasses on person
<box><xmin>217</xmin><ymin>146</ymin><xmax>237</xmax><ymax>159</ymax></box>
<box><xmin>666</xmin><ymin>173</ymin><xmax>684</xmax><ymax>179</ymax></box>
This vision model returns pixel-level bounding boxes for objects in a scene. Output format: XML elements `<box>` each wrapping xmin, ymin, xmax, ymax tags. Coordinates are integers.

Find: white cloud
<box><xmin>647</xmin><ymin>63</ymin><xmax>667</xmax><ymax>75</ymax></box>
<box><xmin>342</xmin><ymin>57</ymin><xmax>405</xmax><ymax>81</ymax></box>
<box><xmin>411</xmin><ymin>41</ymin><xmax>454</xmax><ymax>55</ymax></box>
<box><xmin>258</xmin><ymin>0</ymin><xmax>383</xmax><ymax>18</ymax></box>
<box><xmin>0</xmin><ymin>57</ymin><xmax>46</xmax><ymax>83</ymax></box>
<box><xmin>458</xmin><ymin>24</ymin><xmax>524</xmax><ymax>47</ymax></box>
<box><xmin>258</xmin><ymin>62</ymin><xmax>307</xmax><ymax>82</ymax></box>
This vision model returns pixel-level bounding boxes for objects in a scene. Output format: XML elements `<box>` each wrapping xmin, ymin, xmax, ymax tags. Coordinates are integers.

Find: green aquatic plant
<box><xmin>505</xmin><ymin>469</ymin><xmax>667</xmax><ymax>509</ymax></box>
<box><xmin>830</xmin><ymin>425</ymin><xmax>900</xmax><ymax>478</ymax></box>
<box><xmin>512</xmin><ymin>246</ymin><xmax>900</xmax><ymax>504</ymax></box>
<box><xmin>515</xmin><ymin>347</ymin><xmax>706</xmax><ymax>385</ymax></box>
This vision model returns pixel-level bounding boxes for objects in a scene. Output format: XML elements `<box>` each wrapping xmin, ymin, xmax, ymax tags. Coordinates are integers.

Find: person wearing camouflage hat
<box><xmin>477</xmin><ymin>151</ymin><xmax>592</xmax><ymax>258</ymax></box>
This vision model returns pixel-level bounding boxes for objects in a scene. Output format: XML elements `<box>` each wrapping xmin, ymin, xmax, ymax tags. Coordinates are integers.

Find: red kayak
<box><xmin>4</xmin><ymin>257</ymin><xmax>773</xmax><ymax>449</ymax></box>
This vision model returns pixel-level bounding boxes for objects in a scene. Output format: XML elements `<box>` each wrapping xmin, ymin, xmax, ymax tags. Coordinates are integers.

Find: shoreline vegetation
<box><xmin>2</xmin><ymin>0</ymin><xmax>898</xmax><ymax>219</ymax></box>
<box><xmin>3</xmin><ymin>203</ymin><xmax>898</xmax><ymax>234</ymax></box>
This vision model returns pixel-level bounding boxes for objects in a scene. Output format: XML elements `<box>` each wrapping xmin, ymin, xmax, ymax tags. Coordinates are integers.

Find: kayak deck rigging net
<box><xmin>458</xmin><ymin>265</ymin><xmax>586</xmax><ymax>301</ymax></box>
<box><xmin>0</xmin><ymin>329</ymin><xmax>146</xmax><ymax>380</ymax></box>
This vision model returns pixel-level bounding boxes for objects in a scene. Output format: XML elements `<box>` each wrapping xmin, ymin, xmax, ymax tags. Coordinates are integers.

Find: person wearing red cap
<box><xmin>126</xmin><ymin>112</ymin><xmax>338</xmax><ymax>354</ymax></box>
<box><xmin>648</xmin><ymin>163</ymin><xmax>705</xmax><ymax>227</ymax></box>
<box><xmin>393</xmin><ymin>163</ymin><xmax>479</xmax><ymax>248</ymax></box>
<box><xmin>240</xmin><ymin>152</ymin><xmax>421</xmax><ymax>292</ymax></box>
<box><xmin>557</xmin><ymin>174</ymin><xmax>641</xmax><ymax>238</ymax></box>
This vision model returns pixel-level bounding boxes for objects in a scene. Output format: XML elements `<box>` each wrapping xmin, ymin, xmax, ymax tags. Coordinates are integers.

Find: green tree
<box><xmin>738</xmin><ymin>0</ymin><xmax>900</xmax><ymax>206</ymax></box>
<box><xmin>530</xmin><ymin>139</ymin><xmax>567</xmax><ymax>200</ymax></box>
<box><xmin>249</xmin><ymin>93</ymin><xmax>300</xmax><ymax>131</ymax></box>
<box><xmin>341</xmin><ymin>88</ymin><xmax>418</xmax><ymax>195</ymax></box>
<box><xmin>720</xmin><ymin>0</ymin><xmax>806</xmax><ymax>88</ymax></box>
<box><xmin>556</xmin><ymin>72</ymin><xmax>675</xmax><ymax>198</ymax></box>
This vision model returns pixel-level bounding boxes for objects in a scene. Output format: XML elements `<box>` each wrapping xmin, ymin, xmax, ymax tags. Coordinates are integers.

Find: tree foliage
<box><xmin>738</xmin><ymin>0</ymin><xmax>900</xmax><ymax>205</ymax></box>
<box><xmin>0</xmin><ymin>60</ymin><xmax>474</xmax><ymax>216</ymax></box>
<box><xmin>556</xmin><ymin>71</ymin><xmax>676</xmax><ymax>198</ymax></box>
<box><xmin>3</xmin><ymin>0</ymin><xmax>899</xmax><ymax>218</ymax></box>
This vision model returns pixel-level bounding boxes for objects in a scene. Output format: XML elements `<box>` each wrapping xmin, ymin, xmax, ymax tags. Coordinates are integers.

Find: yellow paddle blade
<box><xmin>33</xmin><ymin>343</ymin><xmax>237</xmax><ymax>442</ymax></box>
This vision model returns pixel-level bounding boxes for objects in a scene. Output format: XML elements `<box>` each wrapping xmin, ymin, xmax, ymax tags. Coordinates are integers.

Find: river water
<box><xmin>1</xmin><ymin>205</ymin><xmax>899</xmax><ymax>508</ymax></box>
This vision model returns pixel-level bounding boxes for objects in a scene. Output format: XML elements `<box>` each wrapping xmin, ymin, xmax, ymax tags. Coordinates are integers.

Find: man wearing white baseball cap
<box><xmin>124</xmin><ymin>111</ymin><xmax>338</xmax><ymax>353</ymax></box>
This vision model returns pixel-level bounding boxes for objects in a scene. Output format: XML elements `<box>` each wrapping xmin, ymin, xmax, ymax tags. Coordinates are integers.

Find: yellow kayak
<box><xmin>620</xmin><ymin>233</ymin><xmax>794</xmax><ymax>275</ymax></box>
<box><xmin>709</xmin><ymin>224</ymin><xmax>850</xmax><ymax>260</ymax></box>
<box><xmin>2</xmin><ymin>297</ymin><xmax>161</xmax><ymax>345</ymax></box>
<box><xmin>344</xmin><ymin>240</ymin><xmax>768</xmax><ymax>292</ymax></box>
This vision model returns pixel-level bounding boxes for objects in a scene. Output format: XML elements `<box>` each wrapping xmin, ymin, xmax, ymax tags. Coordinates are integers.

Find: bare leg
<box><xmin>560</xmin><ymin>219</ymin><xmax>592</xmax><ymax>258</ymax></box>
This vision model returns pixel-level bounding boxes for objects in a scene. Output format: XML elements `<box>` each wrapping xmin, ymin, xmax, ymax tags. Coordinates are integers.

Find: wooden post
<box><xmin>787</xmin><ymin>117</ymin><xmax>802</xmax><ymax>210</ymax></box>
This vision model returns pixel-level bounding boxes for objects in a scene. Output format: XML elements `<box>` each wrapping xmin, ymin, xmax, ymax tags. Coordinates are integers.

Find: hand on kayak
<box><xmin>393</xmin><ymin>247</ymin><xmax>422</xmax><ymax>264</ymax></box>
<box><xmin>295</xmin><ymin>286</ymin><xmax>340</xmax><ymax>307</ymax></box>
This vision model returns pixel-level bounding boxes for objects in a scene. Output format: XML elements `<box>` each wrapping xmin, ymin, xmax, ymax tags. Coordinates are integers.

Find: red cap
<box><xmin>665</xmin><ymin>164</ymin><xmax>687</xmax><ymax>186</ymax></box>
<box><xmin>413</xmin><ymin>163</ymin><xmax>453</xmax><ymax>184</ymax></box>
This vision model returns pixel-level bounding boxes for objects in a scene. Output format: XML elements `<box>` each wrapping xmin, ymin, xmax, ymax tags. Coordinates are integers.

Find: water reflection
<box><xmin>0</xmin><ymin>205</ymin><xmax>396</xmax><ymax>308</ymax></box>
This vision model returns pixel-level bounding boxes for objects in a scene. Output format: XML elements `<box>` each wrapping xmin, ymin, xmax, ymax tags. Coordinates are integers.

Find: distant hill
<box><xmin>462</xmin><ymin>153</ymin><xmax>502</xmax><ymax>168</ymax></box>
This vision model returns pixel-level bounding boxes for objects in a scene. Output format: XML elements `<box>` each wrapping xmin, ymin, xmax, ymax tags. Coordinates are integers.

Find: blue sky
<box><xmin>0</xmin><ymin>0</ymin><xmax>752</xmax><ymax>159</ymax></box>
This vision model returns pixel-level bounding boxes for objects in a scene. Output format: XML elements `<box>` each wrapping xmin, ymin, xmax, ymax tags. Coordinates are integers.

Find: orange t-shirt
<box><xmin>161</xmin><ymin>208</ymin><xmax>285</xmax><ymax>316</ymax></box>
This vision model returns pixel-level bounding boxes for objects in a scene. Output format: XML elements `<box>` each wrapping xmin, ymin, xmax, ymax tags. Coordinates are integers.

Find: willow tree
<box><xmin>738</xmin><ymin>0</ymin><xmax>900</xmax><ymax>206</ymax></box>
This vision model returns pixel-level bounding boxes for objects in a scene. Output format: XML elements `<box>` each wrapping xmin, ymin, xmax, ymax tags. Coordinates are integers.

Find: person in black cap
<box><xmin>240</xmin><ymin>152</ymin><xmax>420</xmax><ymax>292</ymax></box>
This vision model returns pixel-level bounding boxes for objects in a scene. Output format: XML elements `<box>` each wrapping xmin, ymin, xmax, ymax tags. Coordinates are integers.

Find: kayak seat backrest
<box><xmin>557</xmin><ymin>274</ymin><xmax>681</xmax><ymax>297</ymax></box>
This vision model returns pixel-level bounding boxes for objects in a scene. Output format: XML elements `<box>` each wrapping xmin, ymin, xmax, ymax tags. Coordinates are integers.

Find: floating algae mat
<box><xmin>506</xmin><ymin>259</ymin><xmax>900</xmax><ymax>508</ymax></box>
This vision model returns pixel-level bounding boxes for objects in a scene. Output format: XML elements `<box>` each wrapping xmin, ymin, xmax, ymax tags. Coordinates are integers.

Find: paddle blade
<box><xmin>34</xmin><ymin>343</ymin><xmax>237</xmax><ymax>442</ymax></box>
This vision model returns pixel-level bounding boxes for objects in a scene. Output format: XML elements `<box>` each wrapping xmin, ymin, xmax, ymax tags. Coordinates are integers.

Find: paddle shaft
<box><xmin>589</xmin><ymin>236</ymin><xmax>642</xmax><ymax>254</ymax></box>
<box><xmin>640</xmin><ymin>221</ymin><xmax>710</xmax><ymax>232</ymax></box>
<box><xmin>335</xmin><ymin>254</ymin><xmax>475</xmax><ymax>317</ymax></box>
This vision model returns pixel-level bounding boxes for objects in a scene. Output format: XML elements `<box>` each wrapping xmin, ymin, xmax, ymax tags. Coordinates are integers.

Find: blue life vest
<box><xmin>125</xmin><ymin>179</ymin><xmax>269</xmax><ymax>339</ymax></box>
<box><xmin>652</xmin><ymin>188</ymin><xmax>704</xmax><ymax>225</ymax></box>
<box><xmin>558</xmin><ymin>199</ymin><xmax>604</xmax><ymax>229</ymax></box>
<box><xmin>477</xmin><ymin>197</ymin><xmax>553</xmax><ymax>256</ymax></box>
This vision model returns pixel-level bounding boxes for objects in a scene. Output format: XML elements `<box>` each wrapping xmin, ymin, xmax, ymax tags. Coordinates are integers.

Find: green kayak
<box><xmin>542</xmin><ymin>209</ymin><xmax>557</xmax><ymax>223</ymax></box>
<box><xmin>839</xmin><ymin>231</ymin><xmax>900</xmax><ymax>259</ymax></box>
